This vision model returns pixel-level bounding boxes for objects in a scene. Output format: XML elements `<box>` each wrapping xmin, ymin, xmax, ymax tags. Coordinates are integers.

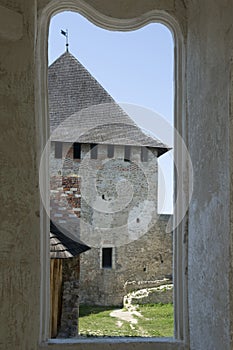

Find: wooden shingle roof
<box><xmin>50</xmin><ymin>220</ymin><xmax>91</xmax><ymax>259</ymax></box>
<box><xmin>48</xmin><ymin>52</ymin><xmax>170</xmax><ymax>157</ymax></box>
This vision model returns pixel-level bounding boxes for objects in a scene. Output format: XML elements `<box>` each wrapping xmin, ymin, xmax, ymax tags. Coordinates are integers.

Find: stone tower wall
<box><xmin>50</xmin><ymin>141</ymin><xmax>173</xmax><ymax>306</ymax></box>
<box><xmin>79</xmin><ymin>216</ymin><xmax>172</xmax><ymax>306</ymax></box>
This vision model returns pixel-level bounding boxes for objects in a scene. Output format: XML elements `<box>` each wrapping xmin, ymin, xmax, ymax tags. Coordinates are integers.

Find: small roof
<box><xmin>48</xmin><ymin>52</ymin><xmax>170</xmax><ymax>157</ymax></box>
<box><xmin>50</xmin><ymin>220</ymin><xmax>91</xmax><ymax>259</ymax></box>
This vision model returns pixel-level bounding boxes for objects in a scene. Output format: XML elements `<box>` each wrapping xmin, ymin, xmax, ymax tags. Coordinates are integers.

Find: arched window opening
<box><xmin>37</xmin><ymin>4</ymin><xmax>188</xmax><ymax>346</ymax></box>
<box><xmin>48</xmin><ymin>10</ymin><xmax>174</xmax><ymax>340</ymax></box>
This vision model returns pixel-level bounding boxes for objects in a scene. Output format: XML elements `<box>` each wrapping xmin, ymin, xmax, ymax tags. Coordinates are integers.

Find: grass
<box><xmin>79</xmin><ymin>303</ymin><xmax>173</xmax><ymax>337</ymax></box>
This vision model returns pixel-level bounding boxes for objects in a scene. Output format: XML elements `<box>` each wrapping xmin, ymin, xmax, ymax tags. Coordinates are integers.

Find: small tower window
<box><xmin>107</xmin><ymin>144</ymin><xmax>114</xmax><ymax>158</ymax></box>
<box><xmin>54</xmin><ymin>141</ymin><xmax>62</xmax><ymax>159</ymax></box>
<box><xmin>73</xmin><ymin>142</ymin><xmax>81</xmax><ymax>159</ymax></box>
<box><xmin>102</xmin><ymin>248</ymin><xmax>112</xmax><ymax>268</ymax></box>
<box><xmin>90</xmin><ymin>143</ymin><xmax>98</xmax><ymax>159</ymax></box>
<box><xmin>141</xmin><ymin>147</ymin><xmax>148</xmax><ymax>162</ymax></box>
<box><xmin>124</xmin><ymin>145</ymin><xmax>131</xmax><ymax>162</ymax></box>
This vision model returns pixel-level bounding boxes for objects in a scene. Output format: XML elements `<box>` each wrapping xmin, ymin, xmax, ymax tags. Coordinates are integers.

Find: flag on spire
<box><xmin>61</xmin><ymin>29</ymin><xmax>69</xmax><ymax>52</ymax></box>
<box><xmin>61</xmin><ymin>29</ymin><xmax>67</xmax><ymax>37</ymax></box>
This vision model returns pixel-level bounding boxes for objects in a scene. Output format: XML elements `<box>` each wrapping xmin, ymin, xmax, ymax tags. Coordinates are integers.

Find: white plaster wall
<box><xmin>4</xmin><ymin>0</ymin><xmax>233</xmax><ymax>349</ymax></box>
<box><xmin>0</xmin><ymin>1</ymin><xmax>181</xmax><ymax>350</ymax></box>
<box><xmin>0</xmin><ymin>0</ymin><xmax>187</xmax><ymax>347</ymax></box>
<box><xmin>187</xmin><ymin>1</ymin><xmax>233</xmax><ymax>349</ymax></box>
<box><xmin>0</xmin><ymin>1</ymin><xmax>40</xmax><ymax>349</ymax></box>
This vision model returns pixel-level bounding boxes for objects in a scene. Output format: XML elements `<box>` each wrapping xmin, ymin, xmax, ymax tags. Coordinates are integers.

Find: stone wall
<box><xmin>57</xmin><ymin>258</ymin><xmax>80</xmax><ymax>338</ymax></box>
<box><xmin>50</xmin><ymin>176</ymin><xmax>81</xmax><ymax>338</ymax></box>
<box><xmin>124</xmin><ymin>283</ymin><xmax>173</xmax><ymax>306</ymax></box>
<box><xmin>50</xmin><ymin>174</ymin><xmax>81</xmax><ymax>236</ymax></box>
<box><xmin>50</xmin><ymin>142</ymin><xmax>172</xmax><ymax>306</ymax></box>
<box><xmin>79</xmin><ymin>216</ymin><xmax>172</xmax><ymax>306</ymax></box>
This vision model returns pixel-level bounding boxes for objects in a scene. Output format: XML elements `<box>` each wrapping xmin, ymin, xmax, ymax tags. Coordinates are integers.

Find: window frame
<box><xmin>107</xmin><ymin>144</ymin><xmax>114</xmax><ymax>158</ymax></box>
<box><xmin>36</xmin><ymin>2</ymin><xmax>188</xmax><ymax>348</ymax></box>
<box><xmin>73</xmin><ymin>142</ymin><xmax>81</xmax><ymax>159</ymax></box>
<box><xmin>141</xmin><ymin>146</ymin><xmax>148</xmax><ymax>162</ymax></box>
<box><xmin>101</xmin><ymin>247</ymin><xmax>113</xmax><ymax>269</ymax></box>
<box><xmin>90</xmin><ymin>143</ymin><xmax>98</xmax><ymax>159</ymax></box>
<box><xmin>124</xmin><ymin>145</ymin><xmax>131</xmax><ymax>162</ymax></box>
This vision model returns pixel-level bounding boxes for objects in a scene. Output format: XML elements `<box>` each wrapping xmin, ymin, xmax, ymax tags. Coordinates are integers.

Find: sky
<box><xmin>48</xmin><ymin>11</ymin><xmax>174</xmax><ymax>213</ymax></box>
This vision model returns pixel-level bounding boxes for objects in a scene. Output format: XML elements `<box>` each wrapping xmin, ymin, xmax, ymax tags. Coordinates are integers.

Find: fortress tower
<box><xmin>48</xmin><ymin>51</ymin><xmax>173</xmax><ymax>306</ymax></box>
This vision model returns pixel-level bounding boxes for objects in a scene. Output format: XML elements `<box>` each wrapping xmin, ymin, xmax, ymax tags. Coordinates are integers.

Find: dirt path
<box><xmin>110</xmin><ymin>305</ymin><xmax>142</xmax><ymax>325</ymax></box>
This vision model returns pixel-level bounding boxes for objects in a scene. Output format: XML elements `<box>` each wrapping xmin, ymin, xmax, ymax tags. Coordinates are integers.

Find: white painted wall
<box><xmin>2</xmin><ymin>0</ymin><xmax>233</xmax><ymax>349</ymax></box>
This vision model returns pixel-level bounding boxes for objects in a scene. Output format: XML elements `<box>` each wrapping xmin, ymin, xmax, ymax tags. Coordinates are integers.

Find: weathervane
<box><xmin>61</xmin><ymin>29</ymin><xmax>69</xmax><ymax>52</ymax></box>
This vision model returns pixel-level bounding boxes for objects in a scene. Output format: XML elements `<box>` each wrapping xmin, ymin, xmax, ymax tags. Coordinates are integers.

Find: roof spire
<box><xmin>61</xmin><ymin>29</ymin><xmax>69</xmax><ymax>52</ymax></box>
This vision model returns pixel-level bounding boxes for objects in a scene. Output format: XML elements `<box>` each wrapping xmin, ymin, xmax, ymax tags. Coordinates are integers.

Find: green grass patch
<box><xmin>79</xmin><ymin>303</ymin><xmax>173</xmax><ymax>337</ymax></box>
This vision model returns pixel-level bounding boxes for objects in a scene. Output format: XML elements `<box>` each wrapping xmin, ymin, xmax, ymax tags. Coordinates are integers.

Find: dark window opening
<box><xmin>90</xmin><ymin>143</ymin><xmax>98</xmax><ymax>159</ymax></box>
<box><xmin>102</xmin><ymin>247</ymin><xmax>112</xmax><ymax>268</ymax></box>
<box><xmin>141</xmin><ymin>147</ymin><xmax>148</xmax><ymax>162</ymax></box>
<box><xmin>55</xmin><ymin>141</ymin><xmax>62</xmax><ymax>159</ymax></box>
<box><xmin>73</xmin><ymin>142</ymin><xmax>81</xmax><ymax>159</ymax></box>
<box><xmin>124</xmin><ymin>145</ymin><xmax>131</xmax><ymax>162</ymax></box>
<box><xmin>107</xmin><ymin>144</ymin><xmax>114</xmax><ymax>158</ymax></box>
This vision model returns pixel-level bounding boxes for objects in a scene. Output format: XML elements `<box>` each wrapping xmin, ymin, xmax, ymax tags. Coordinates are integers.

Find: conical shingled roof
<box><xmin>48</xmin><ymin>52</ymin><xmax>170</xmax><ymax>157</ymax></box>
